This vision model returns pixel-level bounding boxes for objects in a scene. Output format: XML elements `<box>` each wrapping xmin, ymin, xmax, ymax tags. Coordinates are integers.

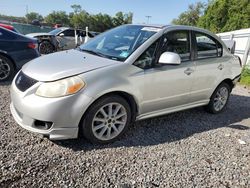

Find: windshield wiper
<box><xmin>80</xmin><ymin>49</ymin><xmax>107</xmax><ymax>58</ymax></box>
<box><xmin>80</xmin><ymin>48</ymin><xmax>124</xmax><ymax>62</ymax></box>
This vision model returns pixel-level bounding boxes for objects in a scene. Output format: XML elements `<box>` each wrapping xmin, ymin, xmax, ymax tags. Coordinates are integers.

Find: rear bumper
<box><xmin>10</xmin><ymin>49</ymin><xmax>40</xmax><ymax>69</ymax></box>
<box><xmin>233</xmin><ymin>74</ymin><xmax>241</xmax><ymax>85</ymax></box>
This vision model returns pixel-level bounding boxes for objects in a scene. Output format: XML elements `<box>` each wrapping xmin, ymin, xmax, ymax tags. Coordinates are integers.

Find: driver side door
<box><xmin>58</xmin><ymin>29</ymin><xmax>76</xmax><ymax>50</ymax></box>
<box><xmin>137</xmin><ymin>30</ymin><xmax>196</xmax><ymax>115</ymax></box>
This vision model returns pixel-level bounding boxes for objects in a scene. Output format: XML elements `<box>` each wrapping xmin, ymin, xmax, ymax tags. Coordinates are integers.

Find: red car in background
<box><xmin>0</xmin><ymin>23</ymin><xmax>19</xmax><ymax>33</ymax></box>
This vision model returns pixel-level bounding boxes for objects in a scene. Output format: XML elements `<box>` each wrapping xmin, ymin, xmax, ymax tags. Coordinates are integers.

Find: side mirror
<box><xmin>59</xmin><ymin>33</ymin><xmax>64</xmax><ymax>37</ymax></box>
<box><xmin>159</xmin><ymin>52</ymin><xmax>181</xmax><ymax>65</ymax></box>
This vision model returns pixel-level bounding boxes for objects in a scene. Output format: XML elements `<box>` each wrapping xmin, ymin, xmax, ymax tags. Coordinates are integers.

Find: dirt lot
<box><xmin>0</xmin><ymin>83</ymin><xmax>250</xmax><ymax>188</ymax></box>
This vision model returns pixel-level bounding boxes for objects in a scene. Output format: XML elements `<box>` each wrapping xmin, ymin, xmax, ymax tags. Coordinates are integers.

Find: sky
<box><xmin>0</xmin><ymin>0</ymin><xmax>207</xmax><ymax>24</ymax></box>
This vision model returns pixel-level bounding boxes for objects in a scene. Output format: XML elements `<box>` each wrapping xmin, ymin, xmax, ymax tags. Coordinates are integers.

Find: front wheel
<box><xmin>80</xmin><ymin>95</ymin><xmax>131</xmax><ymax>144</ymax></box>
<box><xmin>206</xmin><ymin>82</ymin><xmax>231</xmax><ymax>114</ymax></box>
<box><xmin>39</xmin><ymin>41</ymin><xmax>54</xmax><ymax>54</ymax></box>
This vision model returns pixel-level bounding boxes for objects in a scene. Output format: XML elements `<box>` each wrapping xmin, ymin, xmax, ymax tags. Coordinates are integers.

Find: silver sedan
<box><xmin>10</xmin><ymin>24</ymin><xmax>242</xmax><ymax>143</ymax></box>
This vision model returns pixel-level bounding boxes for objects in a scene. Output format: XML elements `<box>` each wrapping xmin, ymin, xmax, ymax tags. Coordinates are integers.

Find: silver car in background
<box><xmin>10</xmin><ymin>24</ymin><xmax>242</xmax><ymax>144</ymax></box>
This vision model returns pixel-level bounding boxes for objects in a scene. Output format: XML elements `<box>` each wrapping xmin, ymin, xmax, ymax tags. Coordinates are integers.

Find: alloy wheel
<box><xmin>213</xmin><ymin>86</ymin><xmax>229</xmax><ymax>112</ymax></box>
<box><xmin>92</xmin><ymin>102</ymin><xmax>128</xmax><ymax>141</ymax></box>
<box><xmin>0</xmin><ymin>58</ymin><xmax>10</xmax><ymax>80</ymax></box>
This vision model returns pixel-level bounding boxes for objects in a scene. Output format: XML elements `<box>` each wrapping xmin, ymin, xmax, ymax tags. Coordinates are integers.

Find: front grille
<box><xmin>15</xmin><ymin>71</ymin><xmax>38</xmax><ymax>92</ymax></box>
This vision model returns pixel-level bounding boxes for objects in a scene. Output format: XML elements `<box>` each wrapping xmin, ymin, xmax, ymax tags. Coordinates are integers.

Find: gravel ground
<box><xmin>0</xmin><ymin>83</ymin><xmax>250</xmax><ymax>188</ymax></box>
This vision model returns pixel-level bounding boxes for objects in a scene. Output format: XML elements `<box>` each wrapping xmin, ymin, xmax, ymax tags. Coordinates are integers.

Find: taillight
<box><xmin>28</xmin><ymin>42</ymin><xmax>38</xmax><ymax>49</ymax></box>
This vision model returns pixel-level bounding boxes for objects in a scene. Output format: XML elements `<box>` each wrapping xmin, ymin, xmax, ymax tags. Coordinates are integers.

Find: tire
<box><xmin>80</xmin><ymin>95</ymin><xmax>131</xmax><ymax>144</ymax></box>
<box><xmin>0</xmin><ymin>55</ymin><xmax>15</xmax><ymax>82</ymax></box>
<box><xmin>39</xmin><ymin>41</ymin><xmax>54</xmax><ymax>54</ymax></box>
<box><xmin>205</xmin><ymin>82</ymin><xmax>231</xmax><ymax>114</ymax></box>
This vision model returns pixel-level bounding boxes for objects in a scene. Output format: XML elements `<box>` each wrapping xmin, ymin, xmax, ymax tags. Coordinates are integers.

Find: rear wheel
<box><xmin>39</xmin><ymin>41</ymin><xmax>54</xmax><ymax>54</ymax></box>
<box><xmin>81</xmin><ymin>95</ymin><xmax>131</xmax><ymax>144</ymax></box>
<box><xmin>206</xmin><ymin>82</ymin><xmax>231</xmax><ymax>114</ymax></box>
<box><xmin>0</xmin><ymin>55</ymin><xmax>15</xmax><ymax>81</ymax></box>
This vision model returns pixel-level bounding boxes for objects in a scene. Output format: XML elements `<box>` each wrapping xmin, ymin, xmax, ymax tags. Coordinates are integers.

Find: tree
<box><xmin>25</xmin><ymin>12</ymin><xmax>43</xmax><ymax>22</ymax></box>
<box><xmin>71</xmin><ymin>4</ymin><xmax>82</xmax><ymax>14</ymax></box>
<box><xmin>113</xmin><ymin>12</ymin><xmax>133</xmax><ymax>26</ymax></box>
<box><xmin>172</xmin><ymin>2</ymin><xmax>205</xmax><ymax>26</ymax></box>
<box><xmin>44</xmin><ymin>11</ymin><xmax>69</xmax><ymax>26</ymax></box>
<box><xmin>198</xmin><ymin>0</ymin><xmax>250</xmax><ymax>32</ymax></box>
<box><xmin>69</xmin><ymin>4</ymin><xmax>133</xmax><ymax>32</ymax></box>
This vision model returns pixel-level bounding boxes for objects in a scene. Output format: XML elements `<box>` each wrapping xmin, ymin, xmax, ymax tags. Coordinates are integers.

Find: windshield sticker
<box><xmin>119</xmin><ymin>51</ymin><xmax>129</xmax><ymax>58</ymax></box>
<box><xmin>141</xmin><ymin>27</ymin><xmax>161</xmax><ymax>32</ymax></box>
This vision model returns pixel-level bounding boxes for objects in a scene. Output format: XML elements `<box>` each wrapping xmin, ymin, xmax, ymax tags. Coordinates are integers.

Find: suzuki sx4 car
<box><xmin>10</xmin><ymin>25</ymin><xmax>241</xmax><ymax>144</ymax></box>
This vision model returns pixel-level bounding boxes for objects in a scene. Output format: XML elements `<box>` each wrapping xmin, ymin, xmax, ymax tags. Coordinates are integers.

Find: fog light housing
<box><xmin>33</xmin><ymin>120</ymin><xmax>53</xmax><ymax>130</ymax></box>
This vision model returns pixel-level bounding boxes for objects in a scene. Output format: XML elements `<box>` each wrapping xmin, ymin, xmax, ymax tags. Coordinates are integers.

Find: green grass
<box><xmin>240</xmin><ymin>65</ymin><xmax>250</xmax><ymax>86</ymax></box>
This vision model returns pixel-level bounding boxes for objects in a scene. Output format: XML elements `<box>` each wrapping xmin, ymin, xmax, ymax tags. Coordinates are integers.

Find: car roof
<box><xmin>128</xmin><ymin>24</ymin><xmax>219</xmax><ymax>39</ymax></box>
<box><xmin>129</xmin><ymin>24</ymin><xmax>213</xmax><ymax>32</ymax></box>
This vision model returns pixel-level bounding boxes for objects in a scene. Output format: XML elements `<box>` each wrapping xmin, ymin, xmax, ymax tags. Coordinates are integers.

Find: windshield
<box><xmin>79</xmin><ymin>25</ymin><xmax>159</xmax><ymax>61</ymax></box>
<box><xmin>49</xmin><ymin>28</ymin><xmax>63</xmax><ymax>35</ymax></box>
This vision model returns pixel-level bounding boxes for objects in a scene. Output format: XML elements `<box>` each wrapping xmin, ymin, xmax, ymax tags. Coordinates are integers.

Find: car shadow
<box><xmin>0</xmin><ymin>81</ymin><xmax>12</xmax><ymax>86</ymax></box>
<box><xmin>53</xmin><ymin>94</ymin><xmax>250</xmax><ymax>151</ymax></box>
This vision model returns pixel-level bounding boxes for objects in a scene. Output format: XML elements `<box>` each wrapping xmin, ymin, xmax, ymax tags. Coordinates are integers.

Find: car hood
<box><xmin>26</xmin><ymin>32</ymin><xmax>53</xmax><ymax>37</ymax></box>
<box><xmin>22</xmin><ymin>50</ymin><xmax>118</xmax><ymax>81</ymax></box>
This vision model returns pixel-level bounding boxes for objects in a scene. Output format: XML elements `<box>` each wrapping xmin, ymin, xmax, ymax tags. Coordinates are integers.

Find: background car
<box><xmin>0</xmin><ymin>23</ymin><xmax>19</xmax><ymax>33</ymax></box>
<box><xmin>26</xmin><ymin>27</ymin><xmax>95</xmax><ymax>54</ymax></box>
<box><xmin>0</xmin><ymin>27</ymin><xmax>39</xmax><ymax>81</ymax></box>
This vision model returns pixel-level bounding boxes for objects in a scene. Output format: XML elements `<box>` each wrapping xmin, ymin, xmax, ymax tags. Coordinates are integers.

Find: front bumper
<box><xmin>10</xmin><ymin>81</ymin><xmax>93</xmax><ymax>140</ymax></box>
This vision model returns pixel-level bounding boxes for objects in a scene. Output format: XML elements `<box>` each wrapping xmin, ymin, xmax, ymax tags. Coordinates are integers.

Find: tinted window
<box><xmin>49</xmin><ymin>28</ymin><xmax>63</xmax><ymax>35</ymax></box>
<box><xmin>62</xmin><ymin>29</ymin><xmax>75</xmax><ymax>37</ymax></box>
<box><xmin>161</xmin><ymin>31</ymin><xmax>190</xmax><ymax>61</ymax></box>
<box><xmin>0</xmin><ymin>28</ymin><xmax>16</xmax><ymax>40</ymax></box>
<box><xmin>195</xmin><ymin>32</ymin><xmax>222</xmax><ymax>59</ymax></box>
<box><xmin>134</xmin><ymin>40</ymin><xmax>159</xmax><ymax>69</ymax></box>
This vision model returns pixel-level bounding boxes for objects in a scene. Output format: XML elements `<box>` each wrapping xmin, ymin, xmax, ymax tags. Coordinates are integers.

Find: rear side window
<box><xmin>160</xmin><ymin>30</ymin><xmax>191</xmax><ymax>61</ymax></box>
<box><xmin>195</xmin><ymin>32</ymin><xmax>223</xmax><ymax>59</ymax></box>
<box><xmin>0</xmin><ymin>28</ymin><xmax>16</xmax><ymax>40</ymax></box>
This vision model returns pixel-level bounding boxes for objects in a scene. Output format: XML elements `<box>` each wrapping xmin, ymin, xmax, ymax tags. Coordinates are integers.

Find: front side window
<box><xmin>134</xmin><ymin>40</ymin><xmax>159</xmax><ymax>69</ymax></box>
<box><xmin>80</xmin><ymin>25</ymin><xmax>158</xmax><ymax>61</ymax></box>
<box><xmin>160</xmin><ymin>31</ymin><xmax>191</xmax><ymax>61</ymax></box>
<box><xmin>49</xmin><ymin>28</ymin><xmax>63</xmax><ymax>35</ymax></box>
<box><xmin>195</xmin><ymin>32</ymin><xmax>223</xmax><ymax>59</ymax></box>
<box><xmin>62</xmin><ymin>29</ymin><xmax>75</xmax><ymax>37</ymax></box>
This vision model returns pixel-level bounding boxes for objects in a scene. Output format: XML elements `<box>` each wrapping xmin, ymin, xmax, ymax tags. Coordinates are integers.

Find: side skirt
<box><xmin>136</xmin><ymin>100</ymin><xmax>209</xmax><ymax>121</ymax></box>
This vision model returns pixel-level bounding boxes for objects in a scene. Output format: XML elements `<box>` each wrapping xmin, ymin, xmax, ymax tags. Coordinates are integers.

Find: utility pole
<box><xmin>145</xmin><ymin>16</ymin><xmax>152</xmax><ymax>24</ymax></box>
<box><xmin>26</xmin><ymin>5</ymin><xmax>29</xmax><ymax>24</ymax></box>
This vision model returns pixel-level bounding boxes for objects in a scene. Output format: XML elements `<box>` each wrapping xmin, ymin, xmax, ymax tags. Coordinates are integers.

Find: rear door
<box><xmin>190</xmin><ymin>31</ymin><xmax>225</xmax><ymax>102</ymax></box>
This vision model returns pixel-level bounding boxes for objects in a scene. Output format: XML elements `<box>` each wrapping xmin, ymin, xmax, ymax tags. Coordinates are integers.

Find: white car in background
<box><xmin>27</xmin><ymin>27</ymin><xmax>96</xmax><ymax>54</ymax></box>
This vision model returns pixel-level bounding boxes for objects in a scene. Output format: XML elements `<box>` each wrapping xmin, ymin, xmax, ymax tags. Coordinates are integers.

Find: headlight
<box><xmin>36</xmin><ymin>76</ymin><xmax>85</xmax><ymax>98</ymax></box>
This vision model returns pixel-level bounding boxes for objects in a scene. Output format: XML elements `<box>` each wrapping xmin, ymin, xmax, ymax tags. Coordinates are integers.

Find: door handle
<box><xmin>184</xmin><ymin>68</ymin><xmax>194</xmax><ymax>75</ymax></box>
<box><xmin>218</xmin><ymin>64</ymin><xmax>224</xmax><ymax>70</ymax></box>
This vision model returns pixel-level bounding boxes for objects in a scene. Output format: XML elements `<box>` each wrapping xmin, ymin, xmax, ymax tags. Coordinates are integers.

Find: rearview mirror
<box><xmin>59</xmin><ymin>33</ymin><xmax>64</xmax><ymax>37</ymax></box>
<box><xmin>158</xmin><ymin>52</ymin><xmax>181</xmax><ymax>65</ymax></box>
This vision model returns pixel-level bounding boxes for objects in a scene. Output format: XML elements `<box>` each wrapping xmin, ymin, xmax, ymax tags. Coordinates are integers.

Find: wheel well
<box><xmin>99</xmin><ymin>91</ymin><xmax>138</xmax><ymax>122</ymax></box>
<box><xmin>84</xmin><ymin>91</ymin><xmax>138</xmax><ymax>123</ymax></box>
<box><xmin>0</xmin><ymin>52</ymin><xmax>16</xmax><ymax>70</ymax></box>
<box><xmin>221</xmin><ymin>79</ymin><xmax>234</xmax><ymax>91</ymax></box>
<box><xmin>39</xmin><ymin>40</ymin><xmax>55</xmax><ymax>47</ymax></box>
